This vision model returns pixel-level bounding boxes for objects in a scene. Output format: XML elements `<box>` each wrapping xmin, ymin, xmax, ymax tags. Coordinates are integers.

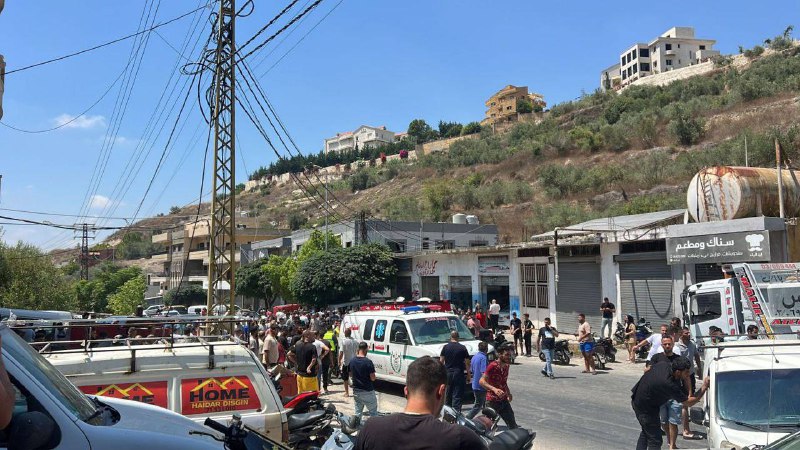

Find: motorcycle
<box><xmin>482</xmin><ymin>331</ymin><xmax>515</xmax><ymax>364</ymax></box>
<box><xmin>538</xmin><ymin>339</ymin><xmax>572</xmax><ymax>365</ymax></box>
<box><xmin>441</xmin><ymin>405</ymin><xmax>536</xmax><ymax>450</ymax></box>
<box><xmin>635</xmin><ymin>318</ymin><xmax>653</xmax><ymax>360</ymax></box>
<box><xmin>318</xmin><ymin>411</ymin><xmax>362</xmax><ymax>450</ymax></box>
<box><xmin>288</xmin><ymin>403</ymin><xmax>337</xmax><ymax>449</ymax></box>
<box><xmin>192</xmin><ymin>414</ymin><xmax>291</xmax><ymax>450</ymax></box>
<box><xmin>593</xmin><ymin>334</ymin><xmax>617</xmax><ymax>364</ymax></box>
<box><xmin>614</xmin><ymin>322</ymin><xmax>626</xmax><ymax>344</ymax></box>
<box><xmin>268</xmin><ymin>366</ymin><xmax>325</xmax><ymax>416</ymax></box>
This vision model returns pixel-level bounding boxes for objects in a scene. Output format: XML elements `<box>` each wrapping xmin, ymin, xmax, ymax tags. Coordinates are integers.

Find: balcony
<box><xmin>151</xmin><ymin>252</ymin><xmax>170</xmax><ymax>262</ymax></box>
<box><xmin>664</xmin><ymin>49</ymin><xmax>676</xmax><ymax>56</ymax></box>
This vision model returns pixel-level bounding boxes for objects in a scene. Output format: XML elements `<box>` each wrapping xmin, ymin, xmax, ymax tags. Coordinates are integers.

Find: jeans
<box><xmin>634</xmin><ymin>408</ymin><xmax>663</xmax><ymax>450</ymax></box>
<box><xmin>601</xmin><ymin>318</ymin><xmax>613</xmax><ymax>338</ymax></box>
<box><xmin>523</xmin><ymin>333</ymin><xmax>532</xmax><ymax>356</ymax></box>
<box><xmin>486</xmin><ymin>399</ymin><xmax>518</xmax><ymax>429</ymax></box>
<box><xmin>445</xmin><ymin>370</ymin><xmax>465</xmax><ymax>411</ymax></box>
<box><xmin>353</xmin><ymin>389</ymin><xmax>378</xmax><ymax>420</ymax></box>
<box><xmin>466</xmin><ymin>390</ymin><xmax>487</xmax><ymax>419</ymax></box>
<box><xmin>541</xmin><ymin>348</ymin><xmax>554</xmax><ymax>376</ymax></box>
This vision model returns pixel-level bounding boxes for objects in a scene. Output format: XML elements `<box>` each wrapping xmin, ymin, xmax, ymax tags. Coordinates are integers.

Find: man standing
<box><xmin>576</xmin><ymin>313</ymin><xmax>597</xmax><ymax>375</ymax></box>
<box><xmin>631</xmin><ymin>357</ymin><xmax>709</xmax><ymax>450</ymax></box>
<box><xmin>634</xmin><ymin>324</ymin><xmax>669</xmax><ymax>366</ymax></box>
<box><xmin>355</xmin><ymin>356</ymin><xmax>485</xmax><ymax>450</ymax></box>
<box><xmin>522</xmin><ymin>313</ymin><xmax>534</xmax><ymax>357</ymax></box>
<box><xmin>480</xmin><ymin>344</ymin><xmax>517</xmax><ymax>429</ymax></box>
<box><xmin>290</xmin><ymin>330</ymin><xmax>319</xmax><ymax>393</ymax></box>
<box><xmin>349</xmin><ymin>342</ymin><xmax>378</xmax><ymax>421</ymax></box>
<box><xmin>600</xmin><ymin>297</ymin><xmax>616</xmax><ymax>339</ymax></box>
<box><xmin>263</xmin><ymin>326</ymin><xmax>280</xmax><ymax>369</ymax></box>
<box><xmin>314</xmin><ymin>331</ymin><xmax>332</xmax><ymax>393</ymax></box>
<box><xmin>677</xmin><ymin>327</ymin><xmax>703</xmax><ymax>441</ymax></box>
<box><xmin>488</xmin><ymin>299</ymin><xmax>501</xmax><ymax>333</ymax></box>
<box><xmin>465</xmin><ymin>341</ymin><xmax>488</xmax><ymax>419</ymax></box>
<box><xmin>537</xmin><ymin>317</ymin><xmax>558</xmax><ymax>379</ymax></box>
<box><xmin>338</xmin><ymin>328</ymin><xmax>358</xmax><ymax>397</ymax></box>
<box><xmin>439</xmin><ymin>331</ymin><xmax>470</xmax><ymax>412</ymax></box>
<box><xmin>649</xmin><ymin>335</ymin><xmax>684</xmax><ymax>450</ymax></box>
<box><xmin>509</xmin><ymin>312</ymin><xmax>523</xmax><ymax>356</ymax></box>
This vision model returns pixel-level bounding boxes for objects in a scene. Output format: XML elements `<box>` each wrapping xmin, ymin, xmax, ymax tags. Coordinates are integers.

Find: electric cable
<box><xmin>236</xmin><ymin>0</ymin><xmax>324</xmax><ymax>61</ymax></box>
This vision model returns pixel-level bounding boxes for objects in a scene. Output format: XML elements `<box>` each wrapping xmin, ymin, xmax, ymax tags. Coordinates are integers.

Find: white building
<box><xmin>605</xmin><ymin>27</ymin><xmax>720</xmax><ymax>89</ymax></box>
<box><xmin>324</xmin><ymin>125</ymin><xmax>396</xmax><ymax>154</ymax></box>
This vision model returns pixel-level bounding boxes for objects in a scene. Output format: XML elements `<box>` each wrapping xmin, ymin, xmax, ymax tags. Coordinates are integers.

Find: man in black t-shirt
<box><xmin>439</xmin><ymin>331</ymin><xmax>470</xmax><ymax>412</ymax></box>
<box><xmin>522</xmin><ymin>313</ymin><xmax>534</xmax><ymax>357</ymax></box>
<box><xmin>600</xmin><ymin>297</ymin><xmax>616</xmax><ymax>339</ymax></box>
<box><xmin>509</xmin><ymin>312</ymin><xmax>523</xmax><ymax>356</ymax></box>
<box><xmin>536</xmin><ymin>317</ymin><xmax>558</xmax><ymax>379</ymax></box>
<box><xmin>289</xmin><ymin>330</ymin><xmax>319</xmax><ymax>393</ymax></box>
<box><xmin>631</xmin><ymin>357</ymin><xmax>709</xmax><ymax>450</ymax></box>
<box><xmin>355</xmin><ymin>356</ymin><xmax>485</xmax><ymax>450</ymax></box>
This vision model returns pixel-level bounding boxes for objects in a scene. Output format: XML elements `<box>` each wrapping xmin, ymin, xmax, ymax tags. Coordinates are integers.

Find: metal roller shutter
<box><xmin>695</xmin><ymin>263</ymin><xmax>722</xmax><ymax>284</ymax></box>
<box><xmin>555</xmin><ymin>261</ymin><xmax>602</xmax><ymax>332</ymax></box>
<box><xmin>620</xmin><ymin>260</ymin><xmax>673</xmax><ymax>326</ymax></box>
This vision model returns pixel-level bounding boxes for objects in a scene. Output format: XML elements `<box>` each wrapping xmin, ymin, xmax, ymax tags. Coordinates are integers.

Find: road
<box><xmin>324</xmin><ymin>348</ymin><xmax>708</xmax><ymax>449</ymax></box>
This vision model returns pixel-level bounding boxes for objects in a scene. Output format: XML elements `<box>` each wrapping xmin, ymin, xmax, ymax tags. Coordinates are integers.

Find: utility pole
<box><xmin>206</xmin><ymin>0</ymin><xmax>237</xmax><ymax>319</ymax></box>
<box><xmin>776</xmin><ymin>138</ymin><xmax>785</xmax><ymax>219</ymax></box>
<box><xmin>75</xmin><ymin>223</ymin><xmax>94</xmax><ymax>281</ymax></box>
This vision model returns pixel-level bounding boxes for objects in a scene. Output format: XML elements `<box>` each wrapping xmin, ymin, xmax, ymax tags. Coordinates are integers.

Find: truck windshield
<box><xmin>717</xmin><ymin>369</ymin><xmax>800</xmax><ymax>426</ymax></box>
<box><xmin>407</xmin><ymin>317</ymin><xmax>474</xmax><ymax>345</ymax></box>
<box><xmin>1</xmin><ymin>326</ymin><xmax>97</xmax><ymax>422</ymax></box>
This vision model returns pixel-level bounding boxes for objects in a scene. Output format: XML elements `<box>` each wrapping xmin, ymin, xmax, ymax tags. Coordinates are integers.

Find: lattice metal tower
<box><xmin>206</xmin><ymin>0</ymin><xmax>237</xmax><ymax>317</ymax></box>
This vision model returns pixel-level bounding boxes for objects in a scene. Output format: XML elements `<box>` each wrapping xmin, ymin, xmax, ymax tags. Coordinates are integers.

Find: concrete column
<box><xmin>600</xmin><ymin>242</ymin><xmax>620</xmax><ymax>321</ymax></box>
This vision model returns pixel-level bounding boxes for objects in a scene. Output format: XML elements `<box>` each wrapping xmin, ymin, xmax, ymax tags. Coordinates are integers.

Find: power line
<box><xmin>236</xmin><ymin>0</ymin><xmax>324</xmax><ymax>61</ymax></box>
<box><xmin>4</xmin><ymin>3</ymin><xmax>214</xmax><ymax>75</ymax></box>
<box><xmin>236</xmin><ymin>0</ymin><xmax>302</xmax><ymax>55</ymax></box>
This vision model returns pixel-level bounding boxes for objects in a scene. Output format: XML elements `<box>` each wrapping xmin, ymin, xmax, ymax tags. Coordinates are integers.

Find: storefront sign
<box><xmin>181</xmin><ymin>376</ymin><xmax>260</xmax><ymax>415</ymax></box>
<box><xmin>415</xmin><ymin>260</ymin><xmax>438</xmax><ymax>276</ymax></box>
<box><xmin>478</xmin><ymin>256</ymin><xmax>509</xmax><ymax>274</ymax></box>
<box><xmin>666</xmin><ymin>231</ymin><xmax>770</xmax><ymax>265</ymax></box>
<box><xmin>80</xmin><ymin>381</ymin><xmax>168</xmax><ymax>409</ymax></box>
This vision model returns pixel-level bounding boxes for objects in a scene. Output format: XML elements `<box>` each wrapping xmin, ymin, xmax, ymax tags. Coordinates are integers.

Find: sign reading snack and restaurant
<box><xmin>666</xmin><ymin>231</ymin><xmax>770</xmax><ymax>265</ymax></box>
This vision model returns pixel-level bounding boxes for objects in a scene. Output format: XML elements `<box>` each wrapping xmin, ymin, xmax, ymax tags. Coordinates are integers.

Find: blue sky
<box><xmin>0</xmin><ymin>0</ymin><xmax>795</xmax><ymax>249</ymax></box>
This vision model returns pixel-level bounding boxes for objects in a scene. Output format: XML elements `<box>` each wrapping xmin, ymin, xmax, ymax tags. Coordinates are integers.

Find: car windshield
<box><xmin>1</xmin><ymin>325</ymin><xmax>97</xmax><ymax>422</ymax></box>
<box><xmin>717</xmin><ymin>369</ymin><xmax>800</xmax><ymax>426</ymax></box>
<box><xmin>407</xmin><ymin>316</ymin><xmax>474</xmax><ymax>345</ymax></box>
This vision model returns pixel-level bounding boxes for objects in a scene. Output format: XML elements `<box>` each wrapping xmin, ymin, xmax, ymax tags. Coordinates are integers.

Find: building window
<box><xmin>632</xmin><ymin>49</ymin><xmax>637</xmax><ymax>59</ymax></box>
<box><xmin>640</xmin><ymin>48</ymin><xmax>650</xmax><ymax>57</ymax></box>
<box><xmin>621</xmin><ymin>57</ymin><xmax>625</xmax><ymax>66</ymax></box>
<box><xmin>633</xmin><ymin>64</ymin><xmax>638</xmax><ymax>73</ymax></box>
<box><xmin>666</xmin><ymin>59</ymin><xmax>673</xmax><ymax>66</ymax></box>
<box><xmin>628</xmin><ymin>67</ymin><xmax>632</xmax><ymax>76</ymax></box>
<box><xmin>521</xmin><ymin>264</ymin><xmax>549</xmax><ymax>308</ymax></box>
<box><xmin>654</xmin><ymin>61</ymin><xmax>658</xmax><ymax>68</ymax></box>
<box><xmin>422</xmin><ymin>238</ymin><xmax>430</xmax><ymax>250</ymax></box>
<box><xmin>665</xmin><ymin>43</ymin><xmax>672</xmax><ymax>51</ymax></box>
<box><xmin>622</xmin><ymin>72</ymin><xmax>627</xmax><ymax>80</ymax></box>
<box><xmin>435</xmin><ymin>240</ymin><xmax>455</xmax><ymax>250</ymax></box>
<box><xmin>345</xmin><ymin>241</ymin><xmax>352</xmax><ymax>248</ymax></box>
<box><xmin>640</xmin><ymin>62</ymin><xmax>650</xmax><ymax>71</ymax></box>
<box><xmin>469</xmin><ymin>240</ymin><xmax>488</xmax><ymax>247</ymax></box>
<box><xmin>700</xmin><ymin>45</ymin><xmax>706</xmax><ymax>50</ymax></box>
<box><xmin>677</xmin><ymin>44</ymin><xmax>681</xmax><ymax>48</ymax></box>
<box><xmin>386</xmin><ymin>239</ymin><xmax>406</xmax><ymax>253</ymax></box>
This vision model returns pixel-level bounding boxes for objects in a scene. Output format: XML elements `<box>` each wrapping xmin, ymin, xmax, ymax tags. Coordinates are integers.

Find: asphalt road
<box><xmin>324</xmin><ymin>349</ymin><xmax>709</xmax><ymax>449</ymax></box>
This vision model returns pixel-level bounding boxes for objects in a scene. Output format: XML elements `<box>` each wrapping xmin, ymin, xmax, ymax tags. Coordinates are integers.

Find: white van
<box><xmin>45</xmin><ymin>339</ymin><xmax>288</xmax><ymax>443</ymax></box>
<box><xmin>340</xmin><ymin>308</ymin><xmax>493</xmax><ymax>384</ymax></box>
<box><xmin>690</xmin><ymin>340</ymin><xmax>800</xmax><ymax>449</ymax></box>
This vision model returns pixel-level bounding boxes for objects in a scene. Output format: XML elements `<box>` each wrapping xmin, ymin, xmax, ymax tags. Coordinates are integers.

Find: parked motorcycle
<box><xmin>635</xmin><ymin>318</ymin><xmax>653</xmax><ymax>360</ymax></box>
<box><xmin>442</xmin><ymin>405</ymin><xmax>536</xmax><ymax>450</ymax></box>
<box><xmin>538</xmin><ymin>339</ymin><xmax>572</xmax><ymax>365</ymax></box>
<box><xmin>614</xmin><ymin>322</ymin><xmax>626</xmax><ymax>344</ymax></box>
<box><xmin>288</xmin><ymin>403</ymin><xmax>337</xmax><ymax>449</ymax></box>
<box><xmin>594</xmin><ymin>334</ymin><xmax>617</xmax><ymax>364</ymax></box>
<box><xmin>480</xmin><ymin>330</ymin><xmax>516</xmax><ymax>364</ymax></box>
<box><xmin>268</xmin><ymin>366</ymin><xmax>325</xmax><ymax>416</ymax></box>
<box><xmin>318</xmin><ymin>411</ymin><xmax>361</xmax><ymax>450</ymax></box>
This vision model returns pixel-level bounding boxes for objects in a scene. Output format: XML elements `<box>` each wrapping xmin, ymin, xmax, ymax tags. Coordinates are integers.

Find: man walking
<box><xmin>465</xmin><ymin>341</ymin><xmax>488</xmax><ymax>419</ymax></box>
<box><xmin>480</xmin><ymin>344</ymin><xmax>517</xmax><ymax>429</ymax></box>
<box><xmin>649</xmin><ymin>335</ymin><xmax>683</xmax><ymax>450</ymax></box>
<box><xmin>537</xmin><ymin>317</ymin><xmax>558</xmax><ymax>379</ymax></box>
<box><xmin>349</xmin><ymin>342</ymin><xmax>378</xmax><ymax>420</ymax></box>
<box><xmin>522</xmin><ymin>313</ymin><xmax>534</xmax><ymax>357</ymax></box>
<box><xmin>600</xmin><ymin>297</ymin><xmax>616</xmax><ymax>339</ymax></box>
<box><xmin>631</xmin><ymin>357</ymin><xmax>709</xmax><ymax>450</ymax></box>
<box><xmin>439</xmin><ymin>331</ymin><xmax>470</xmax><ymax>412</ymax></box>
<box><xmin>576</xmin><ymin>313</ymin><xmax>597</xmax><ymax>375</ymax></box>
<box><xmin>509</xmin><ymin>312</ymin><xmax>523</xmax><ymax>356</ymax></box>
<box><xmin>488</xmin><ymin>299</ymin><xmax>501</xmax><ymax>333</ymax></box>
<box><xmin>338</xmin><ymin>328</ymin><xmax>358</xmax><ymax>397</ymax></box>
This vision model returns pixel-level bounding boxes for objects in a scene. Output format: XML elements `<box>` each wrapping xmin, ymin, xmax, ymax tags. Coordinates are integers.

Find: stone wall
<box><xmin>420</xmin><ymin>134</ymin><xmax>478</xmax><ymax>155</ymax></box>
<box><xmin>623</xmin><ymin>60</ymin><xmax>716</xmax><ymax>90</ymax></box>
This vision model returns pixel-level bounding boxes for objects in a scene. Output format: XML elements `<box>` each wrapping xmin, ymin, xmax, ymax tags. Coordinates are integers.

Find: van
<box><xmin>0</xmin><ymin>323</ymin><xmax>285</xmax><ymax>449</ymax></box>
<box><xmin>340</xmin><ymin>308</ymin><xmax>493</xmax><ymax>384</ymax></box>
<box><xmin>188</xmin><ymin>305</ymin><xmax>207</xmax><ymax>315</ymax></box>
<box><xmin>690</xmin><ymin>340</ymin><xmax>800</xmax><ymax>449</ymax></box>
<box><xmin>45</xmin><ymin>339</ymin><xmax>288</xmax><ymax>442</ymax></box>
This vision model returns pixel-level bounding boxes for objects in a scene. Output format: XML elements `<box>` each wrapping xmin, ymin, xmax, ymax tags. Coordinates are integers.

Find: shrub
<box><xmin>599</xmin><ymin>124</ymin><xmax>629</xmax><ymax>152</ymax></box>
<box><xmin>382</xmin><ymin>197</ymin><xmax>425</xmax><ymax>221</ymax></box>
<box><xmin>667</xmin><ymin>106</ymin><xmax>704</xmax><ymax>146</ymax></box>
<box><xmin>569</xmin><ymin>126</ymin><xmax>603</xmax><ymax>152</ymax></box>
<box><xmin>462</xmin><ymin>122</ymin><xmax>483</xmax><ymax>135</ymax></box>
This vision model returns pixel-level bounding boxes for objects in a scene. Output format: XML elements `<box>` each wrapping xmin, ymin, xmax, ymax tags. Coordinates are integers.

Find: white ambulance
<box><xmin>340</xmin><ymin>307</ymin><xmax>492</xmax><ymax>384</ymax></box>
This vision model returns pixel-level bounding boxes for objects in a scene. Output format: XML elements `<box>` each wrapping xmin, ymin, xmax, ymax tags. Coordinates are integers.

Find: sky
<box><xmin>0</xmin><ymin>0</ymin><xmax>797</xmax><ymax>249</ymax></box>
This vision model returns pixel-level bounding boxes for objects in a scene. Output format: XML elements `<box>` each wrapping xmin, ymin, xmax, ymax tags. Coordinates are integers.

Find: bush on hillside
<box><xmin>667</xmin><ymin>106</ymin><xmax>705</xmax><ymax>146</ymax></box>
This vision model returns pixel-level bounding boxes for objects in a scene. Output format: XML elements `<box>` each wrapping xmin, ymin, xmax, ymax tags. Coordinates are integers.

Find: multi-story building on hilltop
<box><xmin>481</xmin><ymin>85</ymin><xmax>545</xmax><ymax>128</ymax></box>
<box><xmin>602</xmin><ymin>27</ymin><xmax>720</xmax><ymax>90</ymax></box>
<box><xmin>324</xmin><ymin>125</ymin><xmax>396</xmax><ymax>154</ymax></box>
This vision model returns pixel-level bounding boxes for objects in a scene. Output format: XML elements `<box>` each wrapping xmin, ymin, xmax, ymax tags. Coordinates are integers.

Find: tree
<box><xmin>516</xmin><ymin>98</ymin><xmax>533</xmax><ymax>114</ymax></box>
<box><xmin>437</xmin><ymin>121</ymin><xmax>463</xmax><ymax>139</ymax></box>
<box><xmin>107</xmin><ymin>275</ymin><xmax>146</xmax><ymax>315</ymax></box>
<box><xmin>288</xmin><ymin>212</ymin><xmax>307</xmax><ymax>231</ymax></box>
<box><xmin>164</xmin><ymin>284</ymin><xmax>207</xmax><ymax>306</ymax></box>
<box><xmin>0</xmin><ymin>242</ymin><xmax>72</xmax><ymax>311</ymax></box>
<box><xmin>169</xmin><ymin>206</ymin><xmax>181</xmax><ymax>215</ymax></box>
<box><xmin>235</xmin><ymin>259</ymin><xmax>276</xmax><ymax>309</ymax></box>
<box><xmin>461</xmin><ymin>122</ymin><xmax>482</xmax><ymax>135</ymax></box>
<box><xmin>407</xmin><ymin>119</ymin><xmax>437</xmax><ymax>144</ymax></box>
<box><xmin>667</xmin><ymin>105</ymin><xmax>704</xmax><ymax>146</ymax></box>
<box><xmin>116</xmin><ymin>232</ymin><xmax>156</xmax><ymax>260</ymax></box>
<box><xmin>263</xmin><ymin>255</ymin><xmax>292</xmax><ymax>303</ymax></box>
<box><xmin>71</xmin><ymin>264</ymin><xmax>143</xmax><ymax>312</ymax></box>
<box><xmin>291</xmin><ymin>244</ymin><xmax>397</xmax><ymax>307</ymax></box>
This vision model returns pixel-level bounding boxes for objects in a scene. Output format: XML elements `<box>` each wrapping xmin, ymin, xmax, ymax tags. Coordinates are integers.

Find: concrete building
<box><xmin>600</xmin><ymin>63</ymin><xmax>621</xmax><ymax>91</ymax></box>
<box><xmin>604</xmin><ymin>27</ymin><xmax>720</xmax><ymax>89</ymax></box>
<box><xmin>481</xmin><ymin>85</ymin><xmax>545</xmax><ymax>128</ymax></box>
<box><xmin>148</xmin><ymin>216</ymin><xmax>289</xmax><ymax>291</ymax></box>
<box><xmin>324</xmin><ymin>125</ymin><xmax>396</xmax><ymax>154</ymax></box>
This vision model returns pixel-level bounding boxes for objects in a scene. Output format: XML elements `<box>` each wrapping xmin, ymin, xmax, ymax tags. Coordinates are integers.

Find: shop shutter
<box><xmin>694</xmin><ymin>263</ymin><xmax>722</xmax><ymax>284</ymax></box>
<box><xmin>555</xmin><ymin>261</ymin><xmax>602</xmax><ymax>332</ymax></box>
<box><xmin>420</xmin><ymin>276</ymin><xmax>440</xmax><ymax>300</ymax></box>
<box><xmin>449</xmin><ymin>276</ymin><xmax>472</xmax><ymax>291</ymax></box>
<box><xmin>619</xmin><ymin>260</ymin><xmax>673</xmax><ymax>326</ymax></box>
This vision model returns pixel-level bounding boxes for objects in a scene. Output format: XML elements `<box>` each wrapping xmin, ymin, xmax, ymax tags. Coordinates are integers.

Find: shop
<box><xmin>554</xmin><ymin>246</ymin><xmax>603</xmax><ymax>332</ymax></box>
<box><xmin>616</xmin><ymin>241</ymin><xmax>674</xmax><ymax>326</ymax></box>
<box><xmin>479</xmin><ymin>255</ymin><xmax>511</xmax><ymax>315</ymax></box>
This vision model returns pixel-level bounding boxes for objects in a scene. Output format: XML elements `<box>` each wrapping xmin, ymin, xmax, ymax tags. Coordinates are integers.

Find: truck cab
<box><xmin>683</xmin><ymin>278</ymin><xmax>750</xmax><ymax>344</ymax></box>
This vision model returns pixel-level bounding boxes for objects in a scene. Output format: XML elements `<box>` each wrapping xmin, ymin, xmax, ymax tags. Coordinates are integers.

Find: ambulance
<box><xmin>339</xmin><ymin>306</ymin><xmax>492</xmax><ymax>384</ymax></box>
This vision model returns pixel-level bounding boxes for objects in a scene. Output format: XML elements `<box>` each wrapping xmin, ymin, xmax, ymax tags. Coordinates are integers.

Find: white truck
<box><xmin>682</xmin><ymin>263</ymin><xmax>800</xmax><ymax>449</ymax></box>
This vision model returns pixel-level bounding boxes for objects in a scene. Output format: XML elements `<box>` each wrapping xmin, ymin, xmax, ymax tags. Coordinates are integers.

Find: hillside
<box><xmin>101</xmin><ymin>40</ymin><xmax>800</xmax><ymax>253</ymax></box>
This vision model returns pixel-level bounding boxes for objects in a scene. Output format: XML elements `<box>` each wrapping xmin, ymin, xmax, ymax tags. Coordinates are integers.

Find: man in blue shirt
<box><xmin>465</xmin><ymin>341</ymin><xmax>488</xmax><ymax>419</ymax></box>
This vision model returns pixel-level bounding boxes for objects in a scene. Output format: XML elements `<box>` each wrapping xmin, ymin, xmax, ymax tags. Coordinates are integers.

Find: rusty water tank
<box><xmin>687</xmin><ymin>166</ymin><xmax>800</xmax><ymax>222</ymax></box>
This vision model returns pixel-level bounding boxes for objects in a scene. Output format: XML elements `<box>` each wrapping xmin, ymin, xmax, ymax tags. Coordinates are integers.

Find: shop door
<box><xmin>449</xmin><ymin>276</ymin><xmax>472</xmax><ymax>311</ymax></box>
<box><xmin>481</xmin><ymin>276</ymin><xmax>510</xmax><ymax>311</ymax></box>
<box><xmin>420</xmin><ymin>276</ymin><xmax>440</xmax><ymax>301</ymax></box>
<box><xmin>395</xmin><ymin>276</ymin><xmax>412</xmax><ymax>299</ymax></box>
<box><xmin>555</xmin><ymin>261</ymin><xmax>602</xmax><ymax>332</ymax></box>
<box><xmin>520</xmin><ymin>263</ymin><xmax>550</xmax><ymax>324</ymax></box>
<box><xmin>620</xmin><ymin>259</ymin><xmax>673</xmax><ymax>326</ymax></box>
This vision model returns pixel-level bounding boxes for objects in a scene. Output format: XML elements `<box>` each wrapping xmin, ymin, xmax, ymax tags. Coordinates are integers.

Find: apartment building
<box><xmin>324</xmin><ymin>125</ymin><xmax>396</xmax><ymax>154</ymax></box>
<box><xmin>481</xmin><ymin>85</ymin><xmax>546</xmax><ymax>128</ymax></box>
<box><xmin>148</xmin><ymin>216</ymin><xmax>289</xmax><ymax>290</ymax></box>
<box><xmin>603</xmin><ymin>27</ymin><xmax>720</xmax><ymax>89</ymax></box>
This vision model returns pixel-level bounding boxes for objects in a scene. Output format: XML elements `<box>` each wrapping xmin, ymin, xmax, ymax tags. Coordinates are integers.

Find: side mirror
<box><xmin>689</xmin><ymin>406</ymin><xmax>706</xmax><ymax>427</ymax></box>
<box><xmin>395</xmin><ymin>331</ymin><xmax>408</xmax><ymax>343</ymax></box>
<box><xmin>7</xmin><ymin>411</ymin><xmax>59</xmax><ymax>450</ymax></box>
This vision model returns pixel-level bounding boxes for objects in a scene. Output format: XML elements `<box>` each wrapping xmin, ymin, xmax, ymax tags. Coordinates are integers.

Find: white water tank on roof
<box><xmin>452</xmin><ymin>213</ymin><xmax>467</xmax><ymax>224</ymax></box>
<box><xmin>466</xmin><ymin>215</ymin><xmax>479</xmax><ymax>225</ymax></box>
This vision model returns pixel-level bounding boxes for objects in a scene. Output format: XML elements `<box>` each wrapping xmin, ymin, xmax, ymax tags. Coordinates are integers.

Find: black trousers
<box><xmin>487</xmin><ymin>399</ymin><xmax>518</xmax><ymax>429</ymax></box>
<box><xmin>523</xmin><ymin>333</ymin><xmax>532</xmax><ymax>356</ymax></box>
<box><xmin>489</xmin><ymin>314</ymin><xmax>499</xmax><ymax>332</ymax></box>
<box><xmin>633</xmin><ymin>405</ymin><xmax>663</xmax><ymax>450</ymax></box>
<box><xmin>445</xmin><ymin>370</ymin><xmax>465</xmax><ymax>411</ymax></box>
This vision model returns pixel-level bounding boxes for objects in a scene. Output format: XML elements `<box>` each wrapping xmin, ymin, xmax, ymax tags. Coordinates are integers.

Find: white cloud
<box><xmin>89</xmin><ymin>194</ymin><xmax>112</xmax><ymax>210</ymax></box>
<box><xmin>53</xmin><ymin>114</ymin><xmax>106</xmax><ymax>129</ymax></box>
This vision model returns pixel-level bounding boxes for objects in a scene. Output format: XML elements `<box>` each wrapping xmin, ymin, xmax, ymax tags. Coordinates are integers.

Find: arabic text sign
<box><xmin>79</xmin><ymin>381</ymin><xmax>168</xmax><ymax>409</ymax></box>
<box><xmin>478</xmin><ymin>256</ymin><xmax>509</xmax><ymax>274</ymax></box>
<box><xmin>666</xmin><ymin>231</ymin><xmax>770</xmax><ymax>265</ymax></box>
<box><xmin>181</xmin><ymin>376</ymin><xmax>261</xmax><ymax>415</ymax></box>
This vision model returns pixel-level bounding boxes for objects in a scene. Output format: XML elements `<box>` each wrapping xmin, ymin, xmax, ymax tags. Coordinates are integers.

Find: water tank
<box><xmin>687</xmin><ymin>166</ymin><xmax>800</xmax><ymax>222</ymax></box>
<box><xmin>466</xmin><ymin>215</ymin><xmax>479</xmax><ymax>225</ymax></box>
<box><xmin>451</xmin><ymin>213</ymin><xmax>467</xmax><ymax>224</ymax></box>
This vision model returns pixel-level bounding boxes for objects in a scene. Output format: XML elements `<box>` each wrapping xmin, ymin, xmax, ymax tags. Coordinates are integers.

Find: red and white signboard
<box><xmin>79</xmin><ymin>381</ymin><xmax>168</xmax><ymax>409</ymax></box>
<box><xmin>181</xmin><ymin>376</ymin><xmax>261</xmax><ymax>415</ymax></box>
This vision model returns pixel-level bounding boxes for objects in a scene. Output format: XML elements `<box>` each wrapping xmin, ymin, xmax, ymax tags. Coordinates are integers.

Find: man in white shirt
<box><xmin>488</xmin><ymin>299</ymin><xmax>501</xmax><ymax>333</ymax></box>
<box><xmin>338</xmin><ymin>328</ymin><xmax>358</xmax><ymax>397</ymax></box>
<box><xmin>313</xmin><ymin>332</ymin><xmax>331</xmax><ymax>393</ymax></box>
<box><xmin>634</xmin><ymin>324</ymin><xmax>669</xmax><ymax>365</ymax></box>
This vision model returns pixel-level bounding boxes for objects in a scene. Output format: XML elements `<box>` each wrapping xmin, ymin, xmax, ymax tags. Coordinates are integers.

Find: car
<box><xmin>143</xmin><ymin>305</ymin><xmax>164</xmax><ymax>317</ymax></box>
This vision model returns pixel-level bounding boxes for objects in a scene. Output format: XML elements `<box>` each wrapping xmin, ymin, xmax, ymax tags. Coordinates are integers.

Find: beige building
<box><xmin>324</xmin><ymin>125</ymin><xmax>396</xmax><ymax>154</ymax></box>
<box><xmin>605</xmin><ymin>27</ymin><xmax>720</xmax><ymax>90</ymax></box>
<box><xmin>148</xmin><ymin>216</ymin><xmax>289</xmax><ymax>291</ymax></box>
<box><xmin>481</xmin><ymin>85</ymin><xmax>545</xmax><ymax>127</ymax></box>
